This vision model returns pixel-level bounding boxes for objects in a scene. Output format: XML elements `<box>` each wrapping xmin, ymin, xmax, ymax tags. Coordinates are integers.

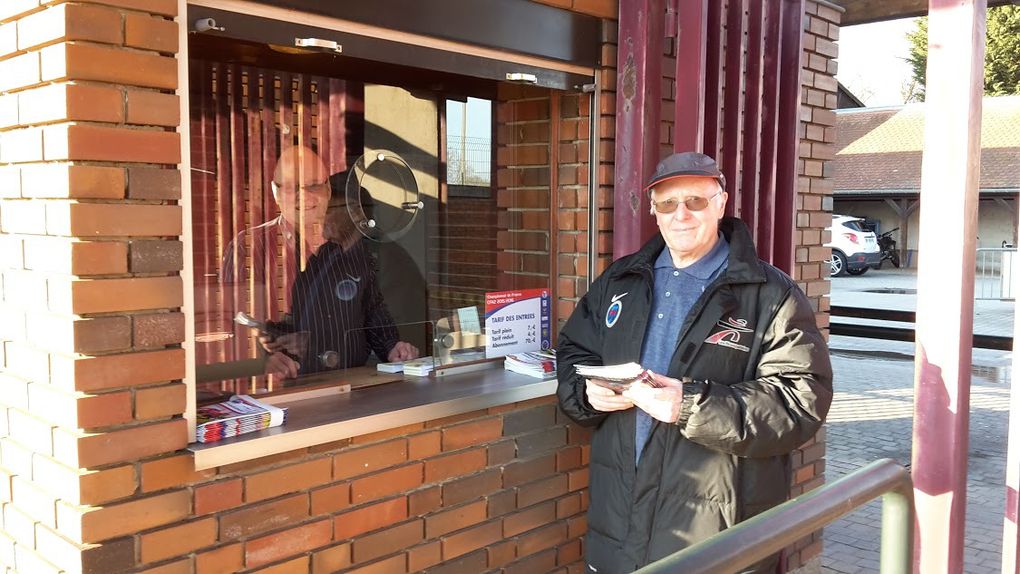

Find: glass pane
<box><xmin>189</xmin><ymin>47</ymin><xmax>585</xmax><ymax>403</ymax></box>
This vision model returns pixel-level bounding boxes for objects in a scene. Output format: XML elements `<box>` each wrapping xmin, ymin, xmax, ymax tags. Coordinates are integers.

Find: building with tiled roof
<box><xmin>834</xmin><ymin>95</ymin><xmax>1020</xmax><ymax>266</ymax></box>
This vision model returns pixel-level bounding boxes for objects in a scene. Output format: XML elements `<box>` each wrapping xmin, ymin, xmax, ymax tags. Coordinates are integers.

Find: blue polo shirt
<box><xmin>635</xmin><ymin>234</ymin><xmax>729</xmax><ymax>465</ymax></box>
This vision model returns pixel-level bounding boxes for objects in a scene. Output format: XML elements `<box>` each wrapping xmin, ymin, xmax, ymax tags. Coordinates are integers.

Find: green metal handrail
<box><xmin>632</xmin><ymin>458</ymin><xmax>914</xmax><ymax>574</ymax></box>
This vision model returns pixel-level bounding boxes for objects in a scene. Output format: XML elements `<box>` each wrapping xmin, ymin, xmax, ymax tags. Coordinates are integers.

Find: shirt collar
<box><xmin>654</xmin><ymin>232</ymin><xmax>730</xmax><ymax>280</ymax></box>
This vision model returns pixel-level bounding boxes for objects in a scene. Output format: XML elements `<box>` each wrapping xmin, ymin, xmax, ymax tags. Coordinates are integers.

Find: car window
<box><xmin>842</xmin><ymin>220</ymin><xmax>867</xmax><ymax>232</ymax></box>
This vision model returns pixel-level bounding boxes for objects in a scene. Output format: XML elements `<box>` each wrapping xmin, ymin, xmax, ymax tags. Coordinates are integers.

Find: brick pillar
<box><xmin>786</xmin><ymin>2</ymin><xmax>841</xmax><ymax>572</ymax></box>
<box><xmin>0</xmin><ymin>1</ymin><xmax>185</xmax><ymax>572</ymax></box>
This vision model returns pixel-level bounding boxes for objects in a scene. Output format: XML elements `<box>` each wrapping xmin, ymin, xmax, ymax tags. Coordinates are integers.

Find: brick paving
<box><xmin>821</xmin><ymin>268</ymin><xmax>1013</xmax><ymax>573</ymax></box>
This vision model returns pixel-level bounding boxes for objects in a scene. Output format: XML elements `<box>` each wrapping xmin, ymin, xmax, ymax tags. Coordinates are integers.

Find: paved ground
<box><xmin>820</xmin><ymin>268</ymin><xmax>1013</xmax><ymax>573</ymax></box>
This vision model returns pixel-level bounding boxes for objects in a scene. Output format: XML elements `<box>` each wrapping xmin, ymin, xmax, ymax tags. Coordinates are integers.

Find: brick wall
<box><xmin>0</xmin><ymin>0</ymin><xmax>186</xmax><ymax>572</ymax></box>
<box><xmin>786</xmin><ymin>2</ymin><xmax>841</xmax><ymax>571</ymax></box>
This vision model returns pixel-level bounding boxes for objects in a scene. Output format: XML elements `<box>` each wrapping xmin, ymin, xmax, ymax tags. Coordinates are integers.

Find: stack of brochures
<box><xmin>195</xmin><ymin>395</ymin><xmax>287</xmax><ymax>444</ymax></box>
<box><xmin>504</xmin><ymin>350</ymin><xmax>557</xmax><ymax>379</ymax></box>
<box><xmin>401</xmin><ymin>356</ymin><xmax>437</xmax><ymax>377</ymax></box>
<box><xmin>376</xmin><ymin>356</ymin><xmax>434</xmax><ymax>374</ymax></box>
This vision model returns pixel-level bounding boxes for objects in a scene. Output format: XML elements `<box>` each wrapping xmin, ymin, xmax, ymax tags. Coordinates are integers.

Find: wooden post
<box><xmin>912</xmin><ymin>1</ymin><xmax>986</xmax><ymax>572</ymax></box>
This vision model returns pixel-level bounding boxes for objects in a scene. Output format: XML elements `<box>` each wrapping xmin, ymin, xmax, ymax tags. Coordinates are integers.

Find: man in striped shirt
<box><xmin>221</xmin><ymin>145</ymin><xmax>419</xmax><ymax>379</ymax></box>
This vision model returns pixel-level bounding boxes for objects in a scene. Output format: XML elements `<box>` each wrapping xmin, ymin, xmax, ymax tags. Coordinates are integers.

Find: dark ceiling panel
<box><xmin>834</xmin><ymin>0</ymin><xmax>1018</xmax><ymax>26</ymax></box>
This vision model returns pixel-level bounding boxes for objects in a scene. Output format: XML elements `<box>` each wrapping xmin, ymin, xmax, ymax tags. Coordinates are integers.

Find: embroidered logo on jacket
<box><xmin>605</xmin><ymin>292</ymin><xmax>628</xmax><ymax>328</ymax></box>
<box><xmin>704</xmin><ymin>317</ymin><xmax>753</xmax><ymax>352</ymax></box>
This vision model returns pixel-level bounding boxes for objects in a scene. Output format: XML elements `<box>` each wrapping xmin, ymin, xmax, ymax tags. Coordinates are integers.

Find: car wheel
<box><xmin>847</xmin><ymin>267</ymin><xmax>867</xmax><ymax>276</ymax></box>
<box><xmin>830</xmin><ymin>251</ymin><xmax>847</xmax><ymax>277</ymax></box>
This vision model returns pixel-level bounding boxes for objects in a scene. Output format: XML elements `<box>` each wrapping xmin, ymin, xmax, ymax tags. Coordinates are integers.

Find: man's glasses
<box><xmin>650</xmin><ymin>189</ymin><xmax>722</xmax><ymax>214</ymax></box>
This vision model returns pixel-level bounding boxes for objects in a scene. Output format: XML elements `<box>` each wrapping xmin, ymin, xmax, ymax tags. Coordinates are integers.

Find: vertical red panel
<box><xmin>329</xmin><ymin>79</ymin><xmax>347</xmax><ymax>174</ymax></box>
<box><xmin>740</xmin><ymin>0</ymin><xmax>766</xmax><ymax>233</ymax></box>
<box><xmin>246</xmin><ymin>68</ymin><xmax>266</xmax><ymax>324</ymax></box>
<box><xmin>772</xmin><ymin>0</ymin><xmax>804</xmax><ymax>273</ymax></box>
<box><xmin>612</xmin><ymin>0</ymin><xmax>666</xmax><ymax>259</ymax></box>
<box><xmin>229</xmin><ymin>65</ymin><xmax>247</xmax><ymax>363</ymax></box>
<box><xmin>756</xmin><ymin>0</ymin><xmax>782</xmax><ymax>262</ymax></box>
<box><xmin>674</xmin><ymin>0</ymin><xmax>708</xmax><ymax>153</ymax></box>
<box><xmin>280</xmin><ymin>72</ymin><xmax>296</xmax><ymax>300</ymax></box>
<box><xmin>317</xmin><ymin>76</ymin><xmax>331</xmax><ymax>178</ymax></box>
<box><xmin>261</xmin><ymin>70</ymin><xmax>278</xmax><ymax>323</ymax></box>
<box><xmin>702</xmin><ymin>0</ymin><xmax>725</xmax><ymax>161</ymax></box>
<box><xmin>721</xmin><ymin>0</ymin><xmax>747</xmax><ymax>218</ymax></box>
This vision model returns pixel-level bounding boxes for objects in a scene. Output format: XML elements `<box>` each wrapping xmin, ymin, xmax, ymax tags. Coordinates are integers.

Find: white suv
<box><xmin>826</xmin><ymin>215</ymin><xmax>881</xmax><ymax>276</ymax></box>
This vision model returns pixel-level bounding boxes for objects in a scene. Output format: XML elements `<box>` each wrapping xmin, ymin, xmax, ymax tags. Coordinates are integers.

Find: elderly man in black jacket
<box><xmin>556</xmin><ymin>152</ymin><xmax>833</xmax><ymax>574</ymax></box>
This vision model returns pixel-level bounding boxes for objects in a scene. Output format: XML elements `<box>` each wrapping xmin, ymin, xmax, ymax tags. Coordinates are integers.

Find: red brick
<box><xmin>133</xmin><ymin>312</ymin><xmax>185</xmax><ymax>349</ymax></box>
<box><xmin>504</xmin><ymin>454</ymin><xmax>557</xmax><ymax>487</ymax></box>
<box><xmin>516</xmin><ymin>474</ymin><xmax>569</xmax><ymax>507</ymax></box>
<box><xmin>352</xmin><ymin>519</ymin><xmax>423</xmax><ymax>564</ymax></box>
<box><xmin>73</xmin><ymin>316</ymin><xmax>132</xmax><ymax>353</ymax></box>
<box><xmin>135</xmin><ymin>383</ymin><xmax>186</xmax><ymax>420</ymax></box>
<box><xmin>350</xmin><ymin>463</ymin><xmax>422</xmax><ymax>504</ymax></box>
<box><xmin>74</xmin><ymin>0</ymin><xmax>177</xmax><ymax>17</ymax></box>
<box><xmin>441</xmin><ymin>417</ymin><xmax>502</xmax><ymax>451</ymax></box>
<box><xmin>408</xmin><ymin>486</ymin><xmax>441</xmax><ymax>516</ymax></box>
<box><xmin>57</xmin><ymin>419</ymin><xmax>187</xmax><ymax>469</ymax></box>
<box><xmin>333</xmin><ymin>496</ymin><xmax>407</xmax><ymax>540</ymax></box>
<box><xmin>45</xmin><ymin>123</ymin><xmax>180</xmax><ymax>164</ymax></box>
<box><xmin>140</xmin><ymin>454</ymin><xmax>215</xmax><ymax>493</ymax></box>
<box><xmin>488</xmin><ymin>539</ymin><xmax>518</xmax><ymax>568</ymax></box>
<box><xmin>18</xmin><ymin>4</ymin><xmax>123</xmax><ymax>50</ymax></box>
<box><xmin>140</xmin><ymin>518</ymin><xmax>217</xmax><ymax>564</ymax></box>
<box><xmin>245</xmin><ymin>458</ymin><xmax>332</xmax><ymax>503</ymax></box>
<box><xmin>517</xmin><ymin>521</ymin><xmax>568</xmax><ymax>556</ymax></box>
<box><xmin>26</xmin><ymin>235</ymin><xmax>129</xmax><ymax>275</ymax></box>
<box><xmin>310</xmin><ymin>483</ymin><xmax>350</xmax><ymax>515</ymax></box>
<box><xmin>125</xmin><ymin>13</ymin><xmax>178</xmax><ymax>53</ymax></box>
<box><xmin>58</xmin><ymin>489</ymin><xmax>190</xmax><ymax>543</ymax></box>
<box><xmin>351</xmin><ymin>422</ymin><xmax>423</xmax><ymax>445</ymax></box>
<box><xmin>345</xmin><ymin>554</ymin><xmax>406</xmax><ymax>574</ymax></box>
<box><xmin>128</xmin><ymin>166</ymin><xmax>180</xmax><ymax>199</ymax></box>
<box><xmin>219</xmin><ymin>494</ymin><xmax>309</xmax><ymax>540</ymax></box>
<box><xmin>21</xmin><ymin>163</ymin><xmax>125</xmax><ymax>199</ymax></box>
<box><xmin>425</xmin><ymin>500</ymin><xmax>487</xmax><ymax>538</ymax></box>
<box><xmin>311</xmin><ymin>543</ymin><xmax>350</xmax><ymax>574</ymax></box>
<box><xmin>408</xmin><ymin>540</ymin><xmax>442</xmax><ymax>571</ymax></box>
<box><xmin>194</xmin><ymin>479</ymin><xmax>242</xmax><ymax>515</ymax></box>
<box><xmin>504</xmin><ymin>500</ymin><xmax>556</xmax><ymax>536</ymax></box>
<box><xmin>41</xmin><ymin>42</ymin><xmax>177</xmax><ymax>90</ymax></box>
<box><xmin>505</xmin><ymin>548</ymin><xmax>557</xmax><ymax>574</ymax></box>
<box><xmin>407</xmin><ymin>431</ymin><xmax>440</xmax><ymax>459</ymax></box>
<box><xmin>441</xmin><ymin>468</ymin><xmax>502</xmax><ymax>506</ymax></box>
<box><xmin>245</xmin><ymin>518</ymin><xmax>331</xmax><ymax>568</ymax></box>
<box><xmin>196</xmin><ymin>543</ymin><xmax>243</xmax><ymax>574</ymax></box>
<box><xmin>127</xmin><ymin>89</ymin><xmax>179</xmax><ymax>126</ymax></box>
<box><xmin>61</xmin><ymin>348</ymin><xmax>184</xmax><ymax>393</ymax></box>
<box><xmin>333</xmin><ymin>438</ymin><xmax>408</xmax><ymax>480</ymax></box>
<box><xmin>53</xmin><ymin>276</ymin><xmax>183</xmax><ymax>315</ymax></box>
<box><xmin>441</xmin><ymin>520</ymin><xmax>502</xmax><ymax>560</ymax></box>
<box><xmin>424</xmin><ymin>448</ymin><xmax>487</xmax><ymax>483</ymax></box>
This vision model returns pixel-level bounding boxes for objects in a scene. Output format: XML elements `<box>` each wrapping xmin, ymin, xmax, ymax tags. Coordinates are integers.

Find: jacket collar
<box><xmin>612</xmin><ymin>216</ymin><xmax>767</xmax><ymax>284</ymax></box>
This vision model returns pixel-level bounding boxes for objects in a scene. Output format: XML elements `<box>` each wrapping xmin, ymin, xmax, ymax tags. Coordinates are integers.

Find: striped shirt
<box><xmin>221</xmin><ymin>216</ymin><xmax>399</xmax><ymax>374</ymax></box>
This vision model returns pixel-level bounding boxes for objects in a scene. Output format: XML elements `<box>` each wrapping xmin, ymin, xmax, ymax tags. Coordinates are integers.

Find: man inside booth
<box><xmin>221</xmin><ymin>145</ymin><xmax>419</xmax><ymax>380</ymax></box>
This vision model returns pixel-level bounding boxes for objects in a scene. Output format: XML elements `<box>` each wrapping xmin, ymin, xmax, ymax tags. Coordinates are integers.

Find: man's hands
<box><xmin>622</xmin><ymin>372</ymin><xmax>685</xmax><ymax>423</ymax></box>
<box><xmin>387</xmin><ymin>341</ymin><xmax>420</xmax><ymax>362</ymax></box>
<box><xmin>585</xmin><ymin>379</ymin><xmax>635</xmax><ymax>412</ymax></box>
<box><xmin>585</xmin><ymin>372</ymin><xmax>686</xmax><ymax>424</ymax></box>
<box><xmin>265</xmin><ymin>352</ymin><xmax>300</xmax><ymax>380</ymax></box>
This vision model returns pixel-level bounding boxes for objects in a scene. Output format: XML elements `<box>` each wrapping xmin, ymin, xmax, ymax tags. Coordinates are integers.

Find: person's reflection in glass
<box><xmin>221</xmin><ymin>145</ymin><xmax>419</xmax><ymax>381</ymax></box>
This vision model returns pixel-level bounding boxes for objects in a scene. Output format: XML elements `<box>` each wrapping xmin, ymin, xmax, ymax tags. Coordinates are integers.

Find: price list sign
<box><xmin>484</xmin><ymin>289</ymin><xmax>551</xmax><ymax>358</ymax></box>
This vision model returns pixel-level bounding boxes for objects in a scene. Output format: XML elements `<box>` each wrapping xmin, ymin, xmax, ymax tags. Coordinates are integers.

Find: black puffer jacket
<box><xmin>557</xmin><ymin>217</ymin><xmax>833</xmax><ymax>573</ymax></box>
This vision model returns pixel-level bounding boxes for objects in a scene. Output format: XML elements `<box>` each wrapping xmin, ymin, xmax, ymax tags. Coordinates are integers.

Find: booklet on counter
<box><xmin>504</xmin><ymin>349</ymin><xmax>557</xmax><ymax>379</ymax></box>
<box><xmin>195</xmin><ymin>395</ymin><xmax>287</xmax><ymax>444</ymax></box>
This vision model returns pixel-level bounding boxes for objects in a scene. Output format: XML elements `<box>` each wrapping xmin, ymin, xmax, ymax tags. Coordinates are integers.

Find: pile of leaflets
<box><xmin>401</xmin><ymin>356</ymin><xmax>437</xmax><ymax>377</ymax></box>
<box><xmin>504</xmin><ymin>349</ymin><xmax>557</xmax><ymax>379</ymax></box>
<box><xmin>376</xmin><ymin>356</ymin><xmax>434</xmax><ymax>374</ymax></box>
<box><xmin>574</xmin><ymin>362</ymin><xmax>658</xmax><ymax>393</ymax></box>
<box><xmin>195</xmin><ymin>395</ymin><xmax>288</xmax><ymax>444</ymax></box>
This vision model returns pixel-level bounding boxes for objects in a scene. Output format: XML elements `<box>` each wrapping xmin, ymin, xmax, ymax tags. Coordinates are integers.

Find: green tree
<box><xmin>905</xmin><ymin>5</ymin><xmax>1020</xmax><ymax>102</ymax></box>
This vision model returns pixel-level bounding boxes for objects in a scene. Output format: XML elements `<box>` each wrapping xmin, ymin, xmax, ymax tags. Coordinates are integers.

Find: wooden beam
<box><xmin>833</xmin><ymin>0</ymin><xmax>1014</xmax><ymax>26</ymax></box>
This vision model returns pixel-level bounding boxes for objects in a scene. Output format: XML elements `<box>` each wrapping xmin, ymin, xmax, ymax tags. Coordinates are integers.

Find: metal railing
<box><xmin>976</xmin><ymin>247</ymin><xmax>1017</xmax><ymax>300</ymax></box>
<box><xmin>632</xmin><ymin>459</ymin><xmax>913</xmax><ymax>574</ymax></box>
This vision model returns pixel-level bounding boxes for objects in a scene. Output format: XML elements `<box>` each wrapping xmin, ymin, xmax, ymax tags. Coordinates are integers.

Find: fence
<box><xmin>976</xmin><ymin>247</ymin><xmax>1017</xmax><ymax>300</ymax></box>
<box><xmin>632</xmin><ymin>459</ymin><xmax>913</xmax><ymax>574</ymax></box>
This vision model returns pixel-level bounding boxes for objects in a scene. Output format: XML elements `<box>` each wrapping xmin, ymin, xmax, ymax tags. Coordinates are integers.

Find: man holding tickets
<box><xmin>556</xmin><ymin>152</ymin><xmax>832</xmax><ymax>573</ymax></box>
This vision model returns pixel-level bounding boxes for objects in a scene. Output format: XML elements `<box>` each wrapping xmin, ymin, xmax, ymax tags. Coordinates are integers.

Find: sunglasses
<box><xmin>650</xmin><ymin>189</ymin><xmax>722</xmax><ymax>214</ymax></box>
